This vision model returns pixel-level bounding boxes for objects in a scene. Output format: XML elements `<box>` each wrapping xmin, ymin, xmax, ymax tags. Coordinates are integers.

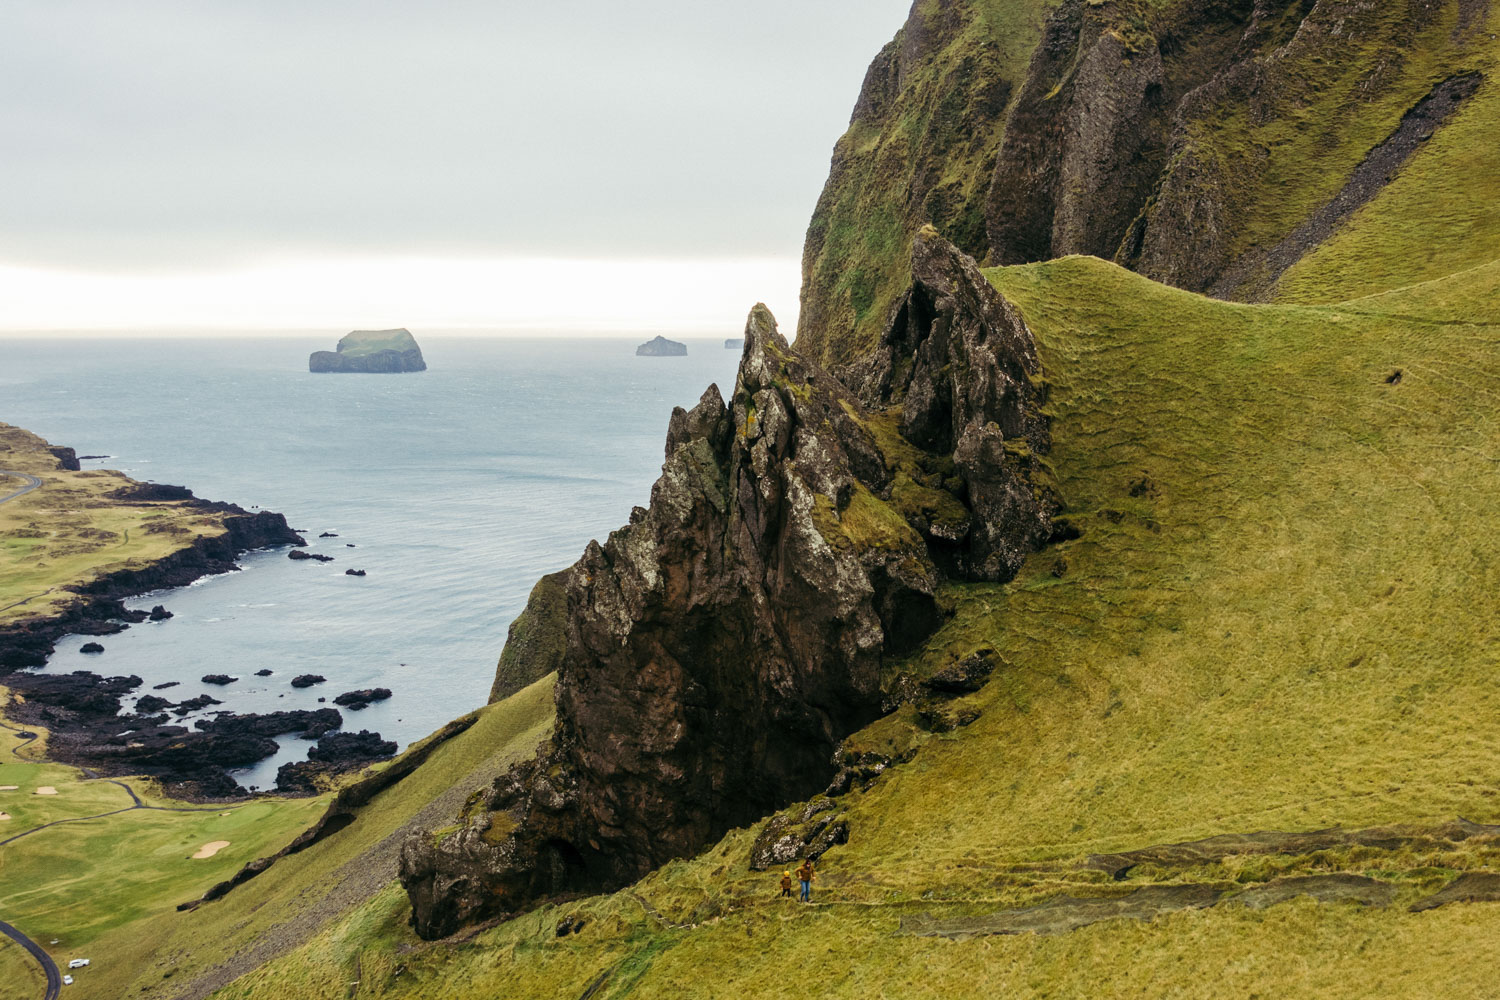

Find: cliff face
<box><xmin>798</xmin><ymin>0</ymin><xmax>1491</xmax><ymax>356</ymax></box>
<box><xmin>400</xmin><ymin>232</ymin><xmax>1059</xmax><ymax>938</ymax></box>
<box><xmin>309</xmin><ymin>328</ymin><xmax>427</xmax><ymax>373</ymax></box>
<box><xmin>796</xmin><ymin>0</ymin><xmax>1053</xmax><ymax>370</ymax></box>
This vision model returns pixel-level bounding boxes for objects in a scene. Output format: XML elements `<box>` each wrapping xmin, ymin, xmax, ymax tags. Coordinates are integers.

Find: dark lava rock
<box><xmin>288</xmin><ymin>550</ymin><xmax>334</xmax><ymax>563</ymax></box>
<box><xmin>135</xmin><ymin>695</ymin><xmax>174</xmax><ymax>713</ymax></box>
<box><xmin>344</xmin><ymin>569</ymin><xmax>366</xmax><ymax>577</ymax></box>
<box><xmin>109</xmin><ymin>481</ymin><xmax>196</xmax><ymax>502</ymax></box>
<box><xmin>319</xmin><ymin>531</ymin><xmax>339</xmax><ymax>538</ymax></box>
<box><xmin>309</xmin><ymin>329</ymin><xmax>426</xmax><ymax>373</ymax></box>
<box><xmin>749</xmin><ymin>798</ymin><xmax>850</xmax><ymax>871</ymax></box>
<box><xmin>308</xmin><ymin>729</ymin><xmax>397</xmax><ymax>763</ymax></box>
<box><xmin>173</xmin><ymin>695</ymin><xmax>223</xmax><ymax>715</ymax></box>
<box><xmin>274</xmin><ymin>728</ymin><xmax>398</xmax><ymax>794</ymax></box>
<box><xmin>400</xmin><ymin>233</ymin><xmax>1057</xmax><ymax>939</ymax></box>
<box><xmin>291</xmin><ymin>674</ymin><xmax>326</xmax><ymax>689</ymax></box>
<box><xmin>273</xmin><ymin>760</ymin><xmax>325</xmax><ymax>796</ymax></box>
<box><xmin>254</xmin><ymin>669</ymin><xmax>274</xmax><ymax>677</ymax></box>
<box><xmin>345</xmin><ymin>543</ymin><xmax>356</xmax><ymax>548</ymax></box>
<box><xmin>147</xmin><ymin>605</ymin><xmax>173</xmax><ymax>621</ymax></box>
<box><xmin>197</xmin><ymin>708</ymin><xmax>342</xmax><ymax>741</ymax></box>
<box><xmin>924</xmin><ymin>649</ymin><xmax>998</xmax><ymax>695</ymax></box>
<box><xmin>79</xmin><ymin>642</ymin><xmax>105</xmax><ymax>654</ymax></box>
<box><xmin>152</xmin><ymin>681</ymin><xmax>181</xmax><ymax>690</ymax></box>
<box><xmin>635</xmin><ymin>335</ymin><xmax>687</xmax><ymax>357</ymax></box>
<box><xmin>49</xmin><ymin>446</ymin><xmax>81</xmax><ymax>470</ymax></box>
<box><xmin>843</xmin><ymin>227</ymin><xmax>1057</xmax><ymax>581</ymax></box>
<box><xmin>333</xmin><ymin>688</ymin><xmax>392</xmax><ymax>710</ymax></box>
<box><xmin>201</xmin><ymin>674</ymin><xmax>237</xmax><ymax>686</ymax></box>
<box><xmin>5</xmin><ymin>670</ymin><xmax>141</xmax><ymax>715</ymax></box>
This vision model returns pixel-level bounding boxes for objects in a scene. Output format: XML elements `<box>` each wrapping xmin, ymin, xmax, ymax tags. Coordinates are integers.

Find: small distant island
<box><xmin>636</xmin><ymin>336</ymin><xmax>686</xmax><ymax>357</ymax></box>
<box><xmin>724</xmin><ymin>338</ymin><xmax>743</xmax><ymax>349</ymax></box>
<box><xmin>309</xmin><ymin>328</ymin><xmax>427</xmax><ymax>373</ymax></box>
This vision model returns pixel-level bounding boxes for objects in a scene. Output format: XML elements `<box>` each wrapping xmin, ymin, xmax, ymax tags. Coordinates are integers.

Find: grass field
<box><xmin>132</xmin><ymin>254</ymin><xmax>1497</xmax><ymax>998</ymax></box>
<box><xmin>0</xmin><ymin>423</ymin><xmax>234</xmax><ymax>624</ymax></box>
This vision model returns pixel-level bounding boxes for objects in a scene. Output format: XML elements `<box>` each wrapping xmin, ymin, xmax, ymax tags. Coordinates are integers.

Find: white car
<box><xmin>63</xmin><ymin>975</ymin><xmax>74</xmax><ymax>986</ymax></box>
<box><xmin>68</xmin><ymin>958</ymin><xmax>91</xmax><ymax>969</ymax></box>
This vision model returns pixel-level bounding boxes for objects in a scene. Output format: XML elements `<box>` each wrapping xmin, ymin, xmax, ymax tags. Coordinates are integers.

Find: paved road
<box><xmin>0</xmin><ymin>919</ymin><xmax>61</xmax><ymax>1000</ymax></box>
<box><xmin>0</xmin><ymin>470</ymin><xmax>43</xmax><ymax>507</ymax></box>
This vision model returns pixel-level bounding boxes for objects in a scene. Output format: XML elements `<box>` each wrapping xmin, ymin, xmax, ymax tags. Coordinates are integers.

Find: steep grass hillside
<box><xmin>188</xmin><ymin>255</ymin><xmax>1500</xmax><ymax>998</ymax></box>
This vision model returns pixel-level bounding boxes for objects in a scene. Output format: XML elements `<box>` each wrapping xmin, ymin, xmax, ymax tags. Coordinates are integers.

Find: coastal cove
<box><xmin>0</xmin><ymin>335</ymin><xmax>739</xmax><ymax>789</ymax></box>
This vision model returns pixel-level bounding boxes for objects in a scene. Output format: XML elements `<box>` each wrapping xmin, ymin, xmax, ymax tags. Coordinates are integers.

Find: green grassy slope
<box><xmin>1274</xmin><ymin>59</ymin><xmax>1500</xmax><ymax>304</ymax></box>
<box><xmin>198</xmin><ymin>257</ymin><xmax>1500</xmax><ymax>998</ymax></box>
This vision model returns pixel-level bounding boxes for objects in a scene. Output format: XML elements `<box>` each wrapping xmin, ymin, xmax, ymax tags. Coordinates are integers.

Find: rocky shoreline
<box><xmin>0</xmin><ymin>473</ymin><xmax>397</xmax><ymax>799</ymax></box>
<box><xmin>0</xmin><ymin>490</ymin><xmax>303</xmax><ymax>672</ymax></box>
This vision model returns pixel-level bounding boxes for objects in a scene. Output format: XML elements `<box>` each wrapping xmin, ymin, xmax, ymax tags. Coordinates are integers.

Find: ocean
<box><xmin>0</xmin><ymin>335</ymin><xmax>741</xmax><ymax>788</ymax></box>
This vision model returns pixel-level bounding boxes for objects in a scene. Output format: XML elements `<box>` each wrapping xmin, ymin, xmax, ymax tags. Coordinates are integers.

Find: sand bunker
<box><xmin>0</xmin><ymin>785</ymin><xmax>18</xmax><ymax>791</ymax></box>
<box><xmin>35</xmin><ymin>786</ymin><xmax>57</xmax><ymax>795</ymax></box>
<box><xmin>192</xmin><ymin>840</ymin><xmax>231</xmax><ymax>859</ymax></box>
<box><xmin>0</xmin><ymin>812</ymin><xmax>10</xmax><ymax>821</ymax></box>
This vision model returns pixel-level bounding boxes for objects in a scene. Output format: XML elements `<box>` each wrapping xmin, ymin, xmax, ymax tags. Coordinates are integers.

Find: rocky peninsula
<box><xmin>0</xmin><ymin>423</ymin><xmax>396</xmax><ymax>798</ymax></box>
<box><xmin>309</xmin><ymin>328</ymin><xmax>427</xmax><ymax>373</ymax></box>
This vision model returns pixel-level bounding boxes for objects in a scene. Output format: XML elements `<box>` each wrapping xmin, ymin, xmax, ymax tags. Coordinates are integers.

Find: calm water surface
<box><xmin>0</xmin><ymin>335</ymin><xmax>740</xmax><ymax>787</ymax></box>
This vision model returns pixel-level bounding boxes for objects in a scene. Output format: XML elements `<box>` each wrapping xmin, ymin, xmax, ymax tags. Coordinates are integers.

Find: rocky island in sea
<box><xmin>309</xmin><ymin>328</ymin><xmax>427</xmax><ymax>373</ymax></box>
<box><xmin>635</xmin><ymin>335</ymin><xmax>687</xmax><ymax>357</ymax></box>
<box><xmin>724</xmin><ymin>337</ymin><xmax>743</xmax><ymax>349</ymax></box>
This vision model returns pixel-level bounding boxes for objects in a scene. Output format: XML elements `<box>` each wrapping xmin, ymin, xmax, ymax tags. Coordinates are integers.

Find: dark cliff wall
<box><xmin>400</xmin><ymin>233</ymin><xmax>1060</xmax><ymax>938</ymax></box>
<box><xmin>795</xmin><ymin>0</ymin><xmax>1055</xmax><ymax>370</ymax></box>
<box><xmin>798</xmin><ymin>0</ymin><xmax>1490</xmax><ymax>348</ymax></box>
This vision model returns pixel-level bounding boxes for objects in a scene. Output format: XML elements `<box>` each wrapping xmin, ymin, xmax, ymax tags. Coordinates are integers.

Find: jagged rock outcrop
<box><xmin>309</xmin><ymin>328</ymin><xmax>426</xmax><ymax>373</ymax></box>
<box><xmin>400</xmin><ymin>233</ymin><xmax>1058</xmax><ymax>938</ymax></box>
<box><xmin>844</xmin><ymin>226</ymin><xmax>1055</xmax><ymax>581</ymax></box>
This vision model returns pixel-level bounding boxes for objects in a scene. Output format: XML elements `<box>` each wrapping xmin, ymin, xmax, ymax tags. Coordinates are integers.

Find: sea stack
<box><xmin>636</xmin><ymin>336</ymin><xmax>687</xmax><ymax>357</ymax></box>
<box><xmin>309</xmin><ymin>329</ymin><xmax>427</xmax><ymax>373</ymax></box>
<box><xmin>724</xmin><ymin>338</ymin><xmax>743</xmax><ymax>349</ymax></box>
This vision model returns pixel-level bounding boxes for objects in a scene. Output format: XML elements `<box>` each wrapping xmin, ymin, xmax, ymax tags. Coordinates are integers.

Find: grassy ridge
<box><xmin>188</xmin><ymin>257</ymin><xmax>1500</xmax><ymax>997</ymax></box>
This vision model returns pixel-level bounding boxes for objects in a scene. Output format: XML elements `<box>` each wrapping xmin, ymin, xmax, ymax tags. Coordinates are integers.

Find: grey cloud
<box><xmin>0</xmin><ymin>0</ymin><xmax>912</xmax><ymax>270</ymax></box>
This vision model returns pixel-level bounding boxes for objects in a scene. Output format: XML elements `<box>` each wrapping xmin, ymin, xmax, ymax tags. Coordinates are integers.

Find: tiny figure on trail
<box><xmin>779</xmin><ymin>871</ymin><xmax>794</xmax><ymax>898</ymax></box>
<box><xmin>797</xmin><ymin>859</ymin><xmax>816</xmax><ymax>902</ymax></box>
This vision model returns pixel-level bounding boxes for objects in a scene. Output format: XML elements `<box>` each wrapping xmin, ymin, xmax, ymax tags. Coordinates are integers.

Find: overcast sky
<box><xmin>0</xmin><ymin>1</ymin><xmax>912</xmax><ymax>333</ymax></box>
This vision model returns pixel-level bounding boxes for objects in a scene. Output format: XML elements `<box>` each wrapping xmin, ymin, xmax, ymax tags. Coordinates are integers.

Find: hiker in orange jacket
<box><xmin>796</xmin><ymin>859</ymin><xmax>816</xmax><ymax>902</ymax></box>
<box><xmin>779</xmin><ymin>871</ymin><xmax>794</xmax><ymax>898</ymax></box>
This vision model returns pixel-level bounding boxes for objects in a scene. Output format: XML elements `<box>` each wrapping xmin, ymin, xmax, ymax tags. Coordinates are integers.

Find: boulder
<box><xmin>79</xmin><ymin>642</ymin><xmax>104</xmax><ymax>654</ymax></box>
<box><xmin>290</xmin><ymin>674</ymin><xmax>326</xmax><ymax>689</ymax></box>
<box><xmin>332</xmin><ymin>688</ymin><xmax>392</xmax><ymax>710</ymax></box>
